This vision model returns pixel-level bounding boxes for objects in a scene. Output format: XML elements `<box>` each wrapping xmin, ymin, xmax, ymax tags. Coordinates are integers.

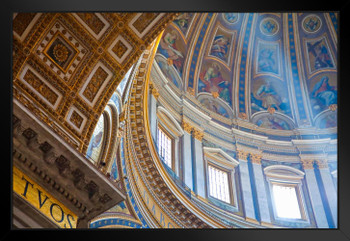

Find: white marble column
<box><xmin>316</xmin><ymin>159</ymin><xmax>337</xmax><ymax>227</ymax></box>
<box><xmin>237</xmin><ymin>150</ymin><xmax>257</xmax><ymax>223</ymax></box>
<box><xmin>250</xmin><ymin>154</ymin><xmax>271</xmax><ymax>225</ymax></box>
<box><xmin>301</xmin><ymin>159</ymin><xmax>329</xmax><ymax>228</ymax></box>
<box><xmin>192</xmin><ymin>129</ymin><xmax>205</xmax><ymax>197</ymax></box>
<box><xmin>182</xmin><ymin>121</ymin><xmax>193</xmax><ymax>190</ymax></box>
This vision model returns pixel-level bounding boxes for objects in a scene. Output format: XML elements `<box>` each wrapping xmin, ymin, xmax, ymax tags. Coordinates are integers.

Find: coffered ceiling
<box><xmin>12</xmin><ymin>12</ymin><xmax>178</xmax><ymax>152</ymax></box>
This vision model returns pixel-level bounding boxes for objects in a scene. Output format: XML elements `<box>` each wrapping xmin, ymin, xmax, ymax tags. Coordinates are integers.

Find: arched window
<box><xmin>86</xmin><ymin>113</ymin><xmax>106</xmax><ymax>164</ymax></box>
<box><xmin>264</xmin><ymin>165</ymin><xmax>309</xmax><ymax>222</ymax></box>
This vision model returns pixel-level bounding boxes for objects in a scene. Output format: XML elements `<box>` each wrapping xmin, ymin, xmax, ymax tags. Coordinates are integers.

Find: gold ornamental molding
<box><xmin>315</xmin><ymin>159</ymin><xmax>329</xmax><ymax>169</ymax></box>
<box><xmin>250</xmin><ymin>153</ymin><xmax>262</xmax><ymax>164</ymax></box>
<box><xmin>192</xmin><ymin>129</ymin><xmax>204</xmax><ymax>141</ymax></box>
<box><xmin>300</xmin><ymin>159</ymin><xmax>314</xmax><ymax>170</ymax></box>
<box><xmin>181</xmin><ymin>120</ymin><xmax>193</xmax><ymax>134</ymax></box>
<box><xmin>236</xmin><ymin>150</ymin><xmax>249</xmax><ymax>161</ymax></box>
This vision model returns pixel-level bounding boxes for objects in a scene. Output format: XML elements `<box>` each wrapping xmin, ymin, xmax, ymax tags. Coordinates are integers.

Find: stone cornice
<box><xmin>13</xmin><ymin>100</ymin><xmax>126</xmax><ymax>225</ymax></box>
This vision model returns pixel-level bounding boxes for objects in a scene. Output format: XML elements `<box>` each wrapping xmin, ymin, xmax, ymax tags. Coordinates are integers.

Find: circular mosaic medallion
<box><xmin>302</xmin><ymin>14</ymin><xmax>322</xmax><ymax>33</ymax></box>
<box><xmin>223</xmin><ymin>13</ymin><xmax>239</xmax><ymax>24</ymax></box>
<box><xmin>260</xmin><ymin>17</ymin><xmax>279</xmax><ymax>36</ymax></box>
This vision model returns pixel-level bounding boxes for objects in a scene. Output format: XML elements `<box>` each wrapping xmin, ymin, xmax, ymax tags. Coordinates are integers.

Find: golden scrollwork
<box><xmin>192</xmin><ymin>129</ymin><xmax>204</xmax><ymax>141</ymax></box>
<box><xmin>53</xmin><ymin>43</ymin><xmax>69</xmax><ymax>62</ymax></box>
<box><xmin>329</xmin><ymin>104</ymin><xmax>337</xmax><ymax>111</ymax></box>
<box><xmin>237</xmin><ymin>150</ymin><xmax>249</xmax><ymax>161</ymax></box>
<box><xmin>181</xmin><ymin>121</ymin><xmax>193</xmax><ymax>133</ymax></box>
<box><xmin>250</xmin><ymin>153</ymin><xmax>262</xmax><ymax>164</ymax></box>
<box><xmin>315</xmin><ymin>159</ymin><xmax>328</xmax><ymax>169</ymax></box>
<box><xmin>300</xmin><ymin>159</ymin><xmax>314</xmax><ymax>169</ymax></box>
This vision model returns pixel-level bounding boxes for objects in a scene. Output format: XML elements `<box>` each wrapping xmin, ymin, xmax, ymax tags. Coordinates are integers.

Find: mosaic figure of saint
<box><xmin>198</xmin><ymin>63</ymin><xmax>232</xmax><ymax>104</ymax></box>
<box><xmin>307</xmin><ymin>40</ymin><xmax>334</xmax><ymax>70</ymax></box>
<box><xmin>158</xmin><ymin>30</ymin><xmax>184</xmax><ymax>74</ymax></box>
<box><xmin>258</xmin><ymin>47</ymin><xmax>277</xmax><ymax>74</ymax></box>
<box><xmin>173</xmin><ymin>13</ymin><xmax>192</xmax><ymax>33</ymax></box>
<box><xmin>252</xmin><ymin>80</ymin><xmax>290</xmax><ymax>114</ymax></box>
<box><xmin>210</xmin><ymin>35</ymin><xmax>230</xmax><ymax>61</ymax></box>
<box><xmin>311</xmin><ymin>75</ymin><xmax>337</xmax><ymax>110</ymax></box>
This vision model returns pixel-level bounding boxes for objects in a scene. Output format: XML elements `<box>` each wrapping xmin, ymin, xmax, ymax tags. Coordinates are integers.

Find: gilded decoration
<box><xmin>82</xmin><ymin>66</ymin><xmax>109</xmax><ymax>103</ymax></box>
<box><xmin>315</xmin><ymin>159</ymin><xmax>328</xmax><ymax>169</ymax></box>
<box><xmin>193</xmin><ymin>129</ymin><xmax>204</xmax><ymax>141</ymax></box>
<box><xmin>69</xmin><ymin>110</ymin><xmax>84</xmax><ymax>129</ymax></box>
<box><xmin>250</xmin><ymin>153</ymin><xmax>262</xmax><ymax>164</ymax></box>
<box><xmin>301</xmin><ymin>159</ymin><xmax>314</xmax><ymax>169</ymax></box>
<box><xmin>112</xmin><ymin>40</ymin><xmax>128</xmax><ymax>59</ymax></box>
<box><xmin>237</xmin><ymin>150</ymin><xmax>249</xmax><ymax>161</ymax></box>
<box><xmin>13</xmin><ymin>13</ymin><xmax>37</xmax><ymax>38</ymax></box>
<box><xmin>181</xmin><ymin>121</ymin><xmax>193</xmax><ymax>133</ymax></box>
<box><xmin>22</xmin><ymin>68</ymin><xmax>59</xmax><ymax>106</ymax></box>
<box><xmin>12</xmin><ymin>12</ymin><xmax>195</xmax><ymax>154</ymax></box>
<box><xmin>132</xmin><ymin>13</ymin><xmax>159</xmax><ymax>34</ymax></box>
<box><xmin>43</xmin><ymin>31</ymin><xmax>80</xmax><ymax>73</ymax></box>
<box><xmin>75</xmin><ymin>13</ymin><xmax>106</xmax><ymax>36</ymax></box>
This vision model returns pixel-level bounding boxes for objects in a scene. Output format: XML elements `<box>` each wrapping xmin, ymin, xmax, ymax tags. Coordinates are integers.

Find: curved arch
<box><xmin>156</xmin><ymin>106</ymin><xmax>184</xmax><ymax>137</ymax></box>
<box><xmin>264</xmin><ymin>165</ymin><xmax>305</xmax><ymax>180</ymax></box>
<box><xmin>155</xmin><ymin>54</ymin><xmax>183</xmax><ymax>90</ymax></box>
<box><xmin>197</xmin><ymin>92</ymin><xmax>234</xmax><ymax>119</ymax></box>
<box><xmin>104</xmin><ymin>102</ymin><xmax>121</xmax><ymax>174</ymax></box>
<box><xmin>251</xmin><ymin>111</ymin><xmax>296</xmax><ymax>130</ymax></box>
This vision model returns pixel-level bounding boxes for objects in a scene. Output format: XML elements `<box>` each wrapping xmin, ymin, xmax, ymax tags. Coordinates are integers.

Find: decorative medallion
<box><xmin>44</xmin><ymin>32</ymin><xmax>79</xmax><ymax>72</ymax></box>
<box><xmin>222</xmin><ymin>13</ymin><xmax>239</xmax><ymax>24</ymax></box>
<box><xmin>36</xmin><ymin>21</ymin><xmax>89</xmax><ymax>84</ymax></box>
<box><xmin>302</xmin><ymin>15</ymin><xmax>322</xmax><ymax>33</ymax></box>
<box><xmin>260</xmin><ymin>18</ymin><xmax>279</xmax><ymax>36</ymax></box>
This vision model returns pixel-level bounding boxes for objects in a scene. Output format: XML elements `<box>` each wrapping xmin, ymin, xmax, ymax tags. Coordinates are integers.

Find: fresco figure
<box><xmin>198</xmin><ymin>63</ymin><xmax>232</xmax><ymax>105</ymax></box>
<box><xmin>307</xmin><ymin>40</ymin><xmax>334</xmax><ymax>70</ymax></box>
<box><xmin>252</xmin><ymin>80</ymin><xmax>290</xmax><ymax>114</ymax></box>
<box><xmin>158</xmin><ymin>30</ymin><xmax>184</xmax><ymax>74</ymax></box>
<box><xmin>257</xmin><ymin>116</ymin><xmax>290</xmax><ymax>130</ymax></box>
<box><xmin>311</xmin><ymin>75</ymin><xmax>337</xmax><ymax>110</ymax></box>
<box><xmin>210</xmin><ymin>35</ymin><xmax>230</xmax><ymax>61</ymax></box>
<box><xmin>173</xmin><ymin>13</ymin><xmax>193</xmax><ymax>34</ymax></box>
<box><xmin>258</xmin><ymin>47</ymin><xmax>278</xmax><ymax>74</ymax></box>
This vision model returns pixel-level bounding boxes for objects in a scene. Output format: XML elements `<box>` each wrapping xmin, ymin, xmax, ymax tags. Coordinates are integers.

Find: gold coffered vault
<box><xmin>13</xmin><ymin>12</ymin><xmax>179</xmax><ymax>153</ymax></box>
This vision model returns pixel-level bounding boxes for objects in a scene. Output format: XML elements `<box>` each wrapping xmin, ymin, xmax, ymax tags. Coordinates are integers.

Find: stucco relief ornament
<box><xmin>329</xmin><ymin>104</ymin><xmax>337</xmax><ymax>111</ymax></box>
<box><xmin>238</xmin><ymin>112</ymin><xmax>248</xmax><ymax>120</ymax></box>
<box><xmin>267</xmin><ymin>106</ymin><xmax>276</xmax><ymax>115</ymax></box>
<box><xmin>53</xmin><ymin>43</ymin><xmax>69</xmax><ymax>62</ymax></box>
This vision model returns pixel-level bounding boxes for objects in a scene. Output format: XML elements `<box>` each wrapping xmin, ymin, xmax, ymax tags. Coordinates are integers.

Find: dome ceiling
<box><xmin>155</xmin><ymin>13</ymin><xmax>338</xmax><ymax>132</ymax></box>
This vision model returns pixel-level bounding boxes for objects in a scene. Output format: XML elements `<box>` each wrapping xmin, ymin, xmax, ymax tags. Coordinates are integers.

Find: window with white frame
<box><xmin>157</xmin><ymin>126</ymin><xmax>172</xmax><ymax>168</ymax></box>
<box><xmin>264</xmin><ymin>165</ymin><xmax>307</xmax><ymax>221</ymax></box>
<box><xmin>208</xmin><ymin>165</ymin><xmax>230</xmax><ymax>203</ymax></box>
<box><xmin>272</xmin><ymin>183</ymin><xmax>302</xmax><ymax>219</ymax></box>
